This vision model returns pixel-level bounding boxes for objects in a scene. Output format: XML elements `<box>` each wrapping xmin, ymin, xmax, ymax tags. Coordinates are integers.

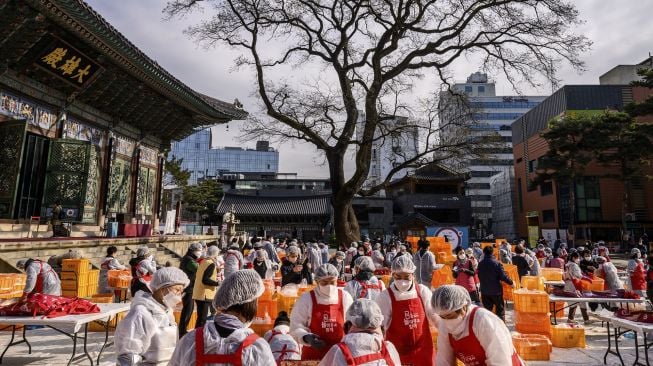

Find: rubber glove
<box><xmin>303</xmin><ymin>333</ymin><xmax>326</xmax><ymax>349</ymax></box>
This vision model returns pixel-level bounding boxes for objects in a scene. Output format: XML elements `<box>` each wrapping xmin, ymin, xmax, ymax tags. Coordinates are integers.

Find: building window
<box><xmin>464</xmin><ymin>85</ymin><xmax>473</xmax><ymax>93</ymax></box>
<box><xmin>542</xmin><ymin>209</ymin><xmax>555</xmax><ymax>223</ymax></box>
<box><xmin>478</xmin><ymin>85</ymin><xmax>485</xmax><ymax>93</ymax></box>
<box><xmin>540</xmin><ymin>181</ymin><xmax>553</xmax><ymax>196</ymax></box>
<box><xmin>516</xmin><ymin>158</ymin><xmax>523</xmax><ymax>163</ymax></box>
<box><xmin>467</xmin><ymin>183</ymin><xmax>491</xmax><ymax>190</ymax></box>
<box><xmin>527</xmin><ymin>159</ymin><xmax>537</xmax><ymax>173</ymax></box>
<box><xmin>517</xmin><ymin>178</ymin><xmax>524</xmax><ymax>212</ymax></box>
<box><xmin>576</xmin><ymin>177</ymin><xmax>602</xmax><ymax>222</ymax></box>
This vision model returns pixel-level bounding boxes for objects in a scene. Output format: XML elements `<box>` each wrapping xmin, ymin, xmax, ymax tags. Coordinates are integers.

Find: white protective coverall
<box><xmin>223</xmin><ymin>249</ymin><xmax>244</xmax><ymax>280</ymax></box>
<box><xmin>99</xmin><ymin>256</ymin><xmax>126</xmax><ymax>293</ymax></box>
<box><xmin>169</xmin><ymin>318</ymin><xmax>276</xmax><ymax>366</ymax></box>
<box><xmin>343</xmin><ymin>276</ymin><xmax>386</xmax><ymax>301</ymax></box>
<box><xmin>263</xmin><ymin>324</ymin><xmax>301</xmax><ymax>363</ymax></box>
<box><xmin>289</xmin><ymin>288</ymin><xmax>354</xmax><ymax>345</ymax></box>
<box><xmin>413</xmin><ymin>250</ymin><xmax>436</xmax><ymax>288</ymax></box>
<box><xmin>23</xmin><ymin>259</ymin><xmax>61</xmax><ymax>296</ymax></box>
<box><xmin>319</xmin><ymin>332</ymin><xmax>402</xmax><ymax>366</ymax></box>
<box><xmin>115</xmin><ymin>291</ymin><xmax>177</xmax><ymax>365</ymax></box>
<box><xmin>435</xmin><ymin>305</ymin><xmax>522</xmax><ymax>366</ymax></box>
<box><xmin>371</xmin><ymin>250</ymin><xmax>385</xmax><ymax>269</ymax></box>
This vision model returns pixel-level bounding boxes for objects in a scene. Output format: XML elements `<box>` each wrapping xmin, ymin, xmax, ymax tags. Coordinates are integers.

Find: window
<box><xmin>527</xmin><ymin>179</ymin><xmax>537</xmax><ymax>192</ymax></box>
<box><xmin>576</xmin><ymin>177</ymin><xmax>602</xmax><ymax>222</ymax></box>
<box><xmin>517</xmin><ymin>178</ymin><xmax>524</xmax><ymax>212</ymax></box>
<box><xmin>516</xmin><ymin>158</ymin><xmax>523</xmax><ymax>163</ymax></box>
<box><xmin>542</xmin><ymin>209</ymin><xmax>555</xmax><ymax>223</ymax></box>
<box><xmin>540</xmin><ymin>181</ymin><xmax>553</xmax><ymax>196</ymax></box>
<box><xmin>528</xmin><ymin>159</ymin><xmax>537</xmax><ymax>173</ymax></box>
<box><xmin>470</xmin><ymin>171</ymin><xmax>499</xmax><ymax>178</ymax></box>
<box><xmin>478</xmin><ymin>85</ymin><xmax>485</xmax><ymax>93</ymax></box>
<box><xmin>467</xmin><ymin>183</ymin><xmax>491</xmax><ymax>190</ymax></box>
<box><xmin>464</xmin><ymin>85</ymin><xmax>473</xmax><ymax>93</ymax></box>
<box><xmin>469</xmin><ymin>195</ymin><xmax>492</xmax><ymax>201</ymax></box>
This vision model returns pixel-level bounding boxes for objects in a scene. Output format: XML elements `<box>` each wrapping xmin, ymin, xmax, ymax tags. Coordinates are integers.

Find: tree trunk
<box><xmin>327</xmin><ymin>150</ymin><xmax>362</xmax><ymax>245</ymax></box>
<box><xmin>622</xmin><ymin>179</ymin><xmax>630</xmax><ymax>244</ymax></box>
<box><xmin>568</xmin><ymin>179</ymin><xmax>576</xmax><ymax>247</ymax></box>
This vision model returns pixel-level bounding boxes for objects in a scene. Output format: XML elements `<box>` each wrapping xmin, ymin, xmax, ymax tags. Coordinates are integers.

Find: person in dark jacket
<box><xmin>280</xmin><ymin>246</ymin><xmax>312</xmax><ymax>286</ymax></box>
<box><xmin>511</xmin><ymin>245</ymin><xmax>530</xmax><ymax>280</ymax></box>
<box><xmin>477</xmin><ymin>246</ymin><xmax>514</xmax><ymax>321</ymax></box>
<box><xmin>579</xmin><ymin>249</ymin><xmax>597</xmax><ymax>276</ymax></box>
<box><xmin>328</xmin><ymin>251</ymin><xmax>346</xmax><ymax>280</ymax></box>
<box><xmin>178</xmin><ymin>242</ymin><xmax>202</xmax><ymax>338</ymax></box>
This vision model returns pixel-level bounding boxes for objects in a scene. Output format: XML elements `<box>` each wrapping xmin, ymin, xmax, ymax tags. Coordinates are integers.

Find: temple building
<box><xmin>0</xmin><ymin>0</ymin><xmax>246</xmax><ymax>234</ymax></box>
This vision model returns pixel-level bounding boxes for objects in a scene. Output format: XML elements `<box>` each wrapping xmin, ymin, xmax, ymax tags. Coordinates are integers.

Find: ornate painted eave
<box><xmin>23</xmin><ymin>0</ymin><xmax>247</xmax><ymax>122</ymax></box>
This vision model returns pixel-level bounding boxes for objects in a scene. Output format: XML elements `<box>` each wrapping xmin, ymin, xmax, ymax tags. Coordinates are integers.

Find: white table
<box><xmin>548</xmin><ymin>295</ymin><xmax>646</xmax><ymax>325</ymax></box>
<box><xmin>0</xmin><ymin>303</ymin><xmax>129</xmax><ymax>366</ymax></box>
<box><xmin>592</xmin><ymin>310</ymin><xmax>653</xmax><ymax>366</ymax></box>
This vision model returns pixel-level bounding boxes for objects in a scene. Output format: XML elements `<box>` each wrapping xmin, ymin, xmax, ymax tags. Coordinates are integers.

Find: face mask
<box><xmin>317</xmin><ymin>284</ymin><xmax>338</xmax><ymax>298</ymax></box>
<box><xmin>193</xmin><ymin>251</ymin><xmax>202</xmax><ymax>258</ymax></box>
<box><xmin>441</xmin><ymin>315</ymin><xmax>467</xmax><ymax>335</ymax></box>
<box><xmin>162</xmin><ymin>292</ymin><xmax>182</xmax><ymax>309</ymax></box>
<box><xmin>458</xmin><ymin>254</ymin><xmax>466</xmax><ymax>260</ymax></box>
<box><xmin>394</xmin><ymin>279</ymin><xmax>412</xmax><ymax>293</ymax></box>
<box><xmin>358</xmin><ymin>251</ymin><xmax>365</xmax><ymax>255</ymax></box>
<box><xmin>336</xmin><ymin>259</ymin><xmax>343</xmax><ymax>264</ymax></box>
<box><xmin>584</xmin><ymin>257</ymin><xmax>591</xmax><ymax>261</ymax></box>
<box><xmin>574</xmin><ymin>259</ymin><xmax>580</xmax><ymax>264</ymax></box>
<box><xmin>390</xmin><ymin>249</ymin><xmax>396</xmax><ymax>253</ymax></box>
<box><xmin>288</xmin><ymin>257</ymin><xmax>297</xmax><ymax>263</ymax></box>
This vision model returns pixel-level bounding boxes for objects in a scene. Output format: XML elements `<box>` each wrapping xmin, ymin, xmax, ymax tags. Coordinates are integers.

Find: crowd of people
<box><xmin>11</xmin><ymin>235</ymin><xmax>653</xmax><ymax>365</ymax></box>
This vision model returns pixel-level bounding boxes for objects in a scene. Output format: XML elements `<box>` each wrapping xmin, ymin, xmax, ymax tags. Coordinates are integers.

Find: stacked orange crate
<box><xmin>502</xmin><ymin>264</ymin><xmax>520</xmax><ymax>301</ymax></box>
<box><xmin>513</xmin><ymin>289</ymin><xmax>552</xmax><ymax>338</ymax></box>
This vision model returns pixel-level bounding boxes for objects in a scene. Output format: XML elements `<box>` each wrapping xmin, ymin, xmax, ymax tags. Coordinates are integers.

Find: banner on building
<box><xmin>164</xmin><ymin>210</ymin><xmax>176</xmax><ymax>234</ymax></box>
<box><xmin>425</xmin><ymin>226</ymin><xmax>470</xmax><ymax>248</ymax></box>
<box><xmin>541</xmin><ymin>229</ymin><xmax>557</xmax><ymax>247</ymax></box>
<box><xmin>528</xmin><ymin>226</ymin><xmax>539</xmax><ymax>247</ymax></box>
<box><xmin>558</xmin><ymin>229</ymin><xmax>568</xmax><ymax>243</ymax></box>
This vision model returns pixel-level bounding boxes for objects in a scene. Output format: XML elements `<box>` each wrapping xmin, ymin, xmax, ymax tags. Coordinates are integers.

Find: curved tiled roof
<box><xmin>217</xmin><ymin>193</ymin><xmax>332</xmax><ymax>217</ymax></box>
<box><xmin>26</xmin><ymin>0</ymin><xmax>247</xmax><ymax>121</ymax></box>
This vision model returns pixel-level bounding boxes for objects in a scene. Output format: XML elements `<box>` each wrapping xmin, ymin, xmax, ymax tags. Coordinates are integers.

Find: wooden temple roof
<box><xmin>217</xmin><ymin>193</ymin><xmax>332</xmax><ymax>218</ymax></box>
<box><xmin>0</xmin><ymin>0</ymin><xmax>247</xmax><ymax>144</ymax></box>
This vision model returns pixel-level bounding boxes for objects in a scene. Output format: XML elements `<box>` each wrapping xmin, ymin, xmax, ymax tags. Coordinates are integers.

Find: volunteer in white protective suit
<box><xmin>16</xmin><ymin>258</ymin><xmax>61</xmax><ymax>296</ymax></box>
<box><xmin>413</xmin><ymin>240</ymin><xmax>436</xmax><ymax>287</ymax></box>
<box><xmin>115</xmin><ymin>267</ymin><xmax>189</xmax><ymax>365</ymax></box>
<box><xmin>263</xmin><ymin>311</ymin><xmax>301</xmax><ymax>363</ymax></box>
<box><xmin>290</xmin><ymin>263</ymin><xmax>354</xmax><ymax>361</ymax></box>
<box><xmin>432</xmin><ymin>285</ymin><xmax>523</xmax><ymax>366</ymax></box>
<box><xmin>376</xmin><ymin>255</ymin><xmax>434</xmax><ymax>365</ymax></box>
<box><xmin>169</xmin><ymin>269</ymin><xmax>275</xmax><ymax>366</ymax></box>
<box><xmin>344</xmin><ymin>256</ymin><xmax>385</xmax><ymax>301</ymax></box>
<box><xmin>223</xmin><ymin>243</ymin><xmax>244</xmax><ymax>279</ymax></box>
<box><xmin>319</xmin><ymin>298</ymin><xmax>401</xmax><ymax>366</ymax></box>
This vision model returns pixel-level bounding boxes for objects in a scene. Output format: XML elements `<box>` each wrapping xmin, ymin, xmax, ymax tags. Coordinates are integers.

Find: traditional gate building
<box><xmin>0</xmin><ymin>0</ymin><xmax>246</xmax><ymax>234</ymax></box>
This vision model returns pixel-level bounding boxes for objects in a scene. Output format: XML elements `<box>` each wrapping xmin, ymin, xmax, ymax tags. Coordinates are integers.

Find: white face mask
<box><xmin>162</xmin><ymin>292</ymin><xmax>182</xmax><ymax>309</ymax></box>
<box><xmin>317</xmin><ymin>284</ymin><xmax>338</xmax><ymax>298</ymax></box>
<box><xmin>584</xmin><ymin>257</ymin><xmax>591</xmax><ymax>261</ymax></box>
<box><xmin>458</xmin><ymin>254</ymin><xmax>466</xmax><ymax>260</ymax></box>
<box><xmin>441</xmin><ymin>315</ymin><xmax>467</xmax><ymax>336</ymax></box>
<box><xmin>394</xmin><ymin>279</ymin><xmax>412</xmax><ymax>293</ymax></box>
<box><xmin>288</xmin><ymin>257</ymin><xmax>297</xmax><ymax>263</ymax></box>
<box><xmin>573</xmin><ymin>259</ymin><xmax>580</xmax><ymax>264</ymax></box>
<box><xmin>193</xmin><ymin>251</ymin><xmax>202</xmax><ymax>258</ymax></box>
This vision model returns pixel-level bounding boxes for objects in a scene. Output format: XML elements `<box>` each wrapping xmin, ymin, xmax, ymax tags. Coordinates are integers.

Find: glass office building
<box><xmin>169</xmin><ymin>128</ymin><xmax>279</xmax><ymax>185</ymax></box>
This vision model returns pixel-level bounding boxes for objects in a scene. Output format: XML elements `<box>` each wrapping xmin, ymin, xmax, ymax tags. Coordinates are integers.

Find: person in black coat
<box><xmin>280</xmin><ymin>246</ymin><xmax>312</xmax><ymax>286</ymax></box>
<box><xmin>512</xmin><ymin>245</ymin><xmax>530</xmax><ymax>280</ymax></box>
<box><xmin>478</xmin><ymin>246</ymin><xmax>514</xmax><ymax>321</ymax></box>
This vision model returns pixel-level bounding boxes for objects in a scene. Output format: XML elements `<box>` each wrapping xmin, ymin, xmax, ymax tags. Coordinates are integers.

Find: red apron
<box><xmin>268</xmin><ymin>330</ymin><xmax>300</xmax><ymax>364</ymax></box>
<box><xmin>337</xmin><ymin>340</ymin><xmax>395</xmax><ymax>366</ymax></box>
<box><xmin>631</xmin><ymin>262</ymin><xmax>647</xmax><ymax>290</ymax></box>
<box><xmin>449</xmin><ymin>307</ymin><xmax>522</xmax><ymax>366</ymax></box>
<box><xmin>194</xmin><ymin>326</ymin><xmax>259</xmax><ymax>366</ymax></box>
<box><xmin>356</xmin><ymin>280</ymin><xmax>383</xmax><ymax>299</ymax></box>
<box><xmin>301</xmin><ymin>289</ymin><xmax>345</xmax><ymax>360</ymax></box>
<box><xmin>33</xmin><ymin>260</ymin><xmax>54</xmax><ymax>294</ymax></box>
<box><xmin>386</xmin><ymin>286</ymin><xmax>434</xmax><ymax>366</ymax></box>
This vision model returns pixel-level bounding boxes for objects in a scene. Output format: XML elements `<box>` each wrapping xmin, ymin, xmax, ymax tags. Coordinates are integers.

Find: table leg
<box><xmin>604</xmin><ymin>321</ymin><xmax>612</xmax><ymax>365</ymax></box>
<box><xmin>81</xmin><ymin>323</ymin><xmax>94</xmax><ymax>366</ymax></box>
<box><xmin>613</xmin><ymin>327</ymin><xmax>625</xmax><ymax>366</ymax></box>
<box><xmin>644</xmin><ymin>331</ymin><xmax>650</xmax><ymax>366</ymax></box>
<box><xmin>96</xmin><ymin>319</ymin><xmax>110</xmax><ymax>365</ymax></box>
<box><xmin>634</xmin><ymin>331</ymin><xmax>641</xmax><ymax>366</ymax></box>
<box><xmin>67</xmin><ymin>331</ymin><xmax>78</xmax><ymax>366</ymax></box>
<box><xmin>21</xmin><ymin>327</ymin><xmax>31</xmax><ymax>354</ymax></box>
<box><xmin>0</xmin><ymin>325</ymin><xmax>16</xmax><ymax>364</ymax></box>
<box><xmin>550</xmin><ymin>302</ymin><xmax>558</xmax><ymax>325</ymax></box>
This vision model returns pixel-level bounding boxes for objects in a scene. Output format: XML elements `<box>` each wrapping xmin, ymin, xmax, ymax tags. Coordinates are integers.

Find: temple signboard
<box><xmin>35</xmin><ymin>37</ymin><xmax>102</xmax><ymax>88</ymax></box>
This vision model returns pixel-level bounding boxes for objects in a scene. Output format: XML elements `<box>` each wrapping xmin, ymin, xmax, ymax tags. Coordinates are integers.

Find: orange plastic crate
<box><xmin>551</xmin><ymin>324</ymin><xmax>586</xmax><ymax>348</ymax></box>
<box><xmin>503</xmin><ymin>283</ymin><xmax>515</xmax><ymax>301</ymax></box>
<box><xmin>380</xmin><ymin>275</ymin><xmax>391</xmax><ymax>287</ymax></box>
<box><xmin>513</xmin><ymin>334</ymin><xmax>552</xmax><ymax>361</ymax></box>
<box><xmin>513</xmin><ymin>290</ymin><xmax>549</xmax><ymax>314</ymax></box>
<box><xmin>550</xmin><ymin>301</ymin><xmax>566</xmax><ymax>318</ymax></box>
<box><xmin>541</xmin><ymin>268</ymin><xmax>563</xmax><ymax>282</ymax></box>
<box><xmin>260</xmin><ymin>279</ymin><xmax>275</xmax><ymax>301</ymax></box>
<box><xmin>173</xmin><ymin>310</ymin><xmax>197</xmax><ymax>331</ymax></box>
<box><xmin>108</xmin><ymin>270</ymin><xmax>132</xmax><ymax>288</ymax></box>
<box><xmin>502</xmin><ymin>264</ymin><xmax>520</xmax><ymax>289</ymax></box>
<box><xmin>249</xmin><ymin>321</ymin><xmax>274</xmax><ymax>337</ymax></box>
<box><xmin>277</xmin><ymin>294</ymin><xmax>299</xmax><ymax>314</ymax></box>
<box><xmin>61</xmin><ymin>259</ymin><xmax>90</xmax><ymax>274</ymax></box>
<box><xmin>257</xmin><ymin>299</ymin><xmax>279</xmax><ymax>320</ymax></box>
<box><xmin>521</xmin><ymin>276</ymin><xmax>545</xmax><ymax>291</ymax></box>
<box><xmin>62</xmin><ymin>286</ymin><xmax>86</xmax><ymax>298</ymax></box>
<box><xmin>431</xmin><ymin>265</ymin><xmax>454</xmax><ymax>288</ymax></box>
<box><xmin>90</xmin><ymin>293</ymin><xmax>114</xmax><ymax>303</ymax></box>
<box><xmin>0</xmin><ymin>275</ymin><xmax>15</xmax><ymax>292</ymax></box>
<box><xmin>590</xmin><ymin>278</ymin><xmax>604</xmax><ymax>291</ymax></box>
<box><xmin>514</xmin><ymin>311</ymin><xmax>552</xmax><ymax>337</ymax></box>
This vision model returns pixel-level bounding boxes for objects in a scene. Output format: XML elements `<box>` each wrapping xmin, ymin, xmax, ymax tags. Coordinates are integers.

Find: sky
<box><xmin>85</xmin><ymin>0</ymin><xmax>653</xmax><ymax>178</ymax></box>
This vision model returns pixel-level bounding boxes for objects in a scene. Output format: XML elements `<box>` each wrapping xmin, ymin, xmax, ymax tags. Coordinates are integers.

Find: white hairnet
<box><xmin>150</xmin><ymin>267</ymin><xmax>189</xmax><ymax>292</ymax></box>
<box><xmin>287</xmin><ymin>246</ymin><xmax>300</xmax><ymax>255</ymax></box>
<box><xmin>207</xmin><ymin>246</ymin><xmax>220</xmax><ymax>257</ymax></box>
<box><xmin>314</xmin><ymin>263</ymin><xmax>339</xmax><ymax>281</ymax></box>
<box><xmin>391</xmin><ymin>255</ymin><xmax>416</xmax><ymax>273</ymax></box>
<box><xmin>596</xmin><ymin>256</ymin><xmax>607</xmax><ymax>264</ymax></box>
<box><xmin>16</xmin><ymin>259</ymin><xmax>27</xmax><ymax>269</ymax></box>
<box><xmin>346</xmin><ymin>298</ymin><xmax>383</xmax><ymax>330</ymax></box>
<box><xmin>213</xmin><ymin>269</ymin><xmax>264</xmax><ymax>310</ymax></box>
<box><xmin>189</xmin><ymin>242</ymin><xmax>203</xmax><ymax>251</ymax></box>
<box><xmin>136</xmin><ymin>247</ymin><xmax>149</xmax><ymax>257</ymax></box>
<box><xmin>431</xmin><ymin>285</ymin><xmax>471</xmax><ymax>315</ymax></box>
<box><xmin>335</xmin><ymin>251</ymin><xmax>345</xmax><ymax>259</ymax></box>
<box><xmin>354</xmin><ymin>256</ymin><xmax>375</xmax><ymax>272</ymax></box>
<box><xmin>229</xmin><ymin>243</ymin><xmax>239</xmax><ymax>250</ymax></box>
<box><xmin>256</xmin><ymin>249</ymin><xmax>268</xmax><ymax>259</ymax></box>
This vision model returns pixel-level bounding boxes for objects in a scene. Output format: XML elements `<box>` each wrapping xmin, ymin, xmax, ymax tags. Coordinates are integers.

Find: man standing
<box><xmin>179</xmin><ymin>242</ymin><xmax>202</xmax><ymax>337</ymax></box>
<box><xmin>477</xmin><ymin>246</ymin><xmax>514</xmax><ymax>321</ymax></box>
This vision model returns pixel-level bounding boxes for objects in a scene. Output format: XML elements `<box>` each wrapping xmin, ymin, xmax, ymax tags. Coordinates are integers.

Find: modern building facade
<box><xmin>169</xmin><ymin>129</ymin><xmax>279</xmax><ymax>185</ymax></box>
<box><xmin>512</xmin><ymin>81</ymin><xmax>653</xmax><ymax>247</ymax></box>
<box><xmin>356</xmin><ymin>113</ymin><xmax>419</xmax><ymax>195</ymax></box>
<box><xmin>439</xmin><ymin>72</ymin><xmax>545</xmax><ymax>238</ymax></box>
<box><xmin>0</xmin><ymin>0</ymin><xmax>244</xmax><ymax>232</ymax></box>
<box><xmin>490</xmin><ymin>170</ymin><xmax>518</xmax><ymax>239</ymax></box>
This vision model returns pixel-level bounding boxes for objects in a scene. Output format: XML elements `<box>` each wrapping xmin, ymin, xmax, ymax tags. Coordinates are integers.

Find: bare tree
<box><xmin>166</xmin><ymin>0</ymin><xmax>589</xmax><ymax>245</ymax></box>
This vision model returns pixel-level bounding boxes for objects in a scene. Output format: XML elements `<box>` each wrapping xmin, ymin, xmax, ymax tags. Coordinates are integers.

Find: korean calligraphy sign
<box><xmin>35</xmin><ymin>37</ymin><xmax>102</xmax><ymax>88</ymax></box>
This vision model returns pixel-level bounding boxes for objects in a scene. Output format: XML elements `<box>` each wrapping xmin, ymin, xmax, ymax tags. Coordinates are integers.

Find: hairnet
<box><xmin>229</xmin><ymin>243</ymin><xmax>239</xmax><ymax>250</ymax></box>
<box><xmin>335</xmin><ymin>251</ymin><xmax>345</xmax><ymax>259</ymax></box>
<box><xmin>253</xmin><ymin>241</ymin><xmax>263</xmax><ymax>249</ymax></box>
<box><xmin>207</xmin><ymin>246</ymin><xmax>220</xmax><ymax>257</ymax></box>
<box><xmin>199</xmin><ymin>241</ymin><xmax>207</xmax><ymax>247</ymax></box>
<box><xmin>150</xmin><ymin>267</ymin><xmax>190</xmax><ymax>292</ymax></box>
<box><xmin>136</xmin><ymin>247</ymin><xmax>149</xmax><ymax>257</ymax></box>
<box><xmin>431</xmin><ymin>285</ymin><xmax>471</xmax><ymax>315</ymax></box>
<box><xmin>473</xmin><ymin>242</ymin><xmax>480</xmax><ymax>248</ymax></box>
<box><xmin>399</xmin><ymin>245</ymin><xmax>407</xmax><ymax>251</ymax></box>
<box><xmin>631</xmin><ymin>248</ymin><xmax>641</xmax><ymax>255</ymax></box>
<box><xmin>256</xmin><ymin>249</ymin><xmax>268</xmax><ymax>259</ymax></box>
<box><xmin>544</xmin><ymin>248</ymin><xmax>553</xmax><ymax>256</ymax></box>
<box><xmin>346</xmin><ymin>298</ymin><xmax>384</xmax><ymax>330</ymax></box>
<box><xmin>374</xmin><ymin>243</ymin><xmax>381</xmax><ymax>250</ymax></box>
<box><xmin>351</xmin><ymin>242</ymin><xmax>358</xmax><ymax>248</ymax></box>
<box><xmin>314</xmin><ymin>263</ymin><xmax>339</xmax><ymax>281</ymax></box>
<box><xmin>354</xmin><ymin>256</ymin><xmax>375</xmax><ymax>272</ymax></box>
<box><xmin>189</xmin><ymin>242</ymin><xmax>203</xmax><ymax>252</ymax></box>
<box><xmin>213</xmin><ymin>269</ymin><xmax>264</xmax><ymax>310</ymax></box>
<box><xmin>391</xmin><ymin>255</ymin><xmax>416</xmax><ymax>273</ymax></box>
<box><xmin>595</xmin><ymin>256</ymin><xmax>607</xmax><ymax>264</ymax></box>
<box><xmin>287</xmin><ymin>246</ymin><xmax>300</xmax><ymax>255</ymax></box>
<box><xmin>16</xmin><ymin>259</ymin><xmax>27</xmax><ymax>269</ymax></box>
